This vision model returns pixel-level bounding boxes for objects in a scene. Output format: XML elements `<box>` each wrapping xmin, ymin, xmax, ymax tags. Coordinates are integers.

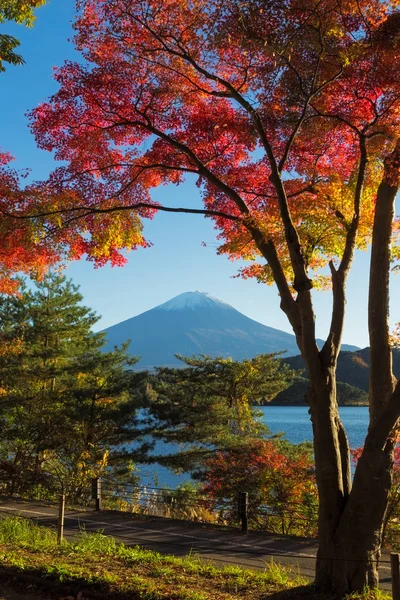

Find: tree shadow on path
<box><xmin>263</xmin><ymin>585</ymin><xmax>338</xmax><ymax>600</ymax></box>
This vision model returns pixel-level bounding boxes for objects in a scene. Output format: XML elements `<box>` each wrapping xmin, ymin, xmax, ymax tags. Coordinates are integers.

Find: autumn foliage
<box><xmin>0</xmin><ymin>0</ymin><xmax>47</xmax><ymax>70</ymax></box>
<box><xmin>26</xmin><ymin>0</ymin><xmax>400</xmax><ymax>288</ymax></box>
<box><xmin>0</xmin><ymin>152</ymin><xmax>60</xmax><ymax>293</ymax></box>
<box><xmin>391</xmin><ymin>323</ymin><xmax>400</xmax><ymax>348</ymax></box>
<box><xmin>202</xmin><ymin>439</ymin><xmax>317</xmax><ymax>536</ymax></box>
<box><xmin>5</xmin><ymin>0</ymin><xmax>400</xmax><ymax>590</ymax></box>
<box><xmin>0</xmin><ymin>0</ymin><xmax>53</xmax><ymax>292</ymax></box>
<box><xmin>3</xmin><ymin>0</ymin><xmax>400</xmax><ymax>293</ymax></box>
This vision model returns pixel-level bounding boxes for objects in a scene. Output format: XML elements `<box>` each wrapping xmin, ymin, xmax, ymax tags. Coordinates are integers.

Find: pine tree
<box><xmin>0</xmin><ymin>273</ymin><xmax>140</xmax><ymax>498</ymax></box>
<box><xmin>138</xmin><ymin>354</ymin><xmax>296</xmax><ymax>477</ymax></box>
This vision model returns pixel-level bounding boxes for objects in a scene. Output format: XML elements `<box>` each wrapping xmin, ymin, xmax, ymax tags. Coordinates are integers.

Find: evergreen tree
<box><xmin>0</xmin><ymin>273</ymin><xmax>141</xmax><ymax>498</ymax></box>
<box><xmin>137</xmin><ymin>354</ymin><xmax>296</xmax><ymax>477</ymax></box>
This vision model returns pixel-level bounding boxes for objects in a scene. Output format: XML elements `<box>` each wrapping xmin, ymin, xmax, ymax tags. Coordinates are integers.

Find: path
<box><xmin>0</xmin><ymin>498</ymin><xmax>393</xmax><ymax>591</ymax></box>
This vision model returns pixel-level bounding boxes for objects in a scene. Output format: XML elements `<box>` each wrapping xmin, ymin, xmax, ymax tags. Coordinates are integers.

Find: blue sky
<box><xmin>1</xmin><ymin>0</ymin><xmax>398</xmax><ymax>347</ymax></box>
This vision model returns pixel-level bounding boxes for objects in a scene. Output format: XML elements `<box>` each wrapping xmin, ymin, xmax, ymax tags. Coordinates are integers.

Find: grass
<box><xmin>0</xmin><ymin>516</ymin><xmax>392</xmax><ymax>600</ymax></box>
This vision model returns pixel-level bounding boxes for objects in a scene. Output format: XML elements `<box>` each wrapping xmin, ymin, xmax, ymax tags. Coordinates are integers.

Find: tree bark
<box><xmin>368</xmin><ymin>175</ymin><xmax>397</xmax><ymax>422</ymax></box>
<box><xmin>306</xmin><ymin>371</ymin><xmax>350</xmax><ymax>592</ymax></box>
<box><xmin>307</xmin><ymin>372</ymin><xmax>394</xmax><ymax>594</ymax></box>
<box><xmin>312</xmin><ymin>141</ymin><xmax>400</xmax><ymax>594</ymax></box>
<box><xmin>299</xmin><ymin>302</ymin><xmax>391</xmax><ymax>595</ymax></box>
<box><xmin>315</xmin><ymin>440</ymin><xmax>393</xmax><ymax>593</ymax></box>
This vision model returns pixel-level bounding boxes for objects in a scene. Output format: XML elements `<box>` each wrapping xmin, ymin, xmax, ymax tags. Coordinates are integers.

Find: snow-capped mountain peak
<box><xmin>101</xmin><ymin>291</ymin><xmax>360</xmax><ymax>369</ymax></box>
<box><xmin>157</xmin><ymin>291</ymin><xmax>231</xmax><ymax>311</ymax></box>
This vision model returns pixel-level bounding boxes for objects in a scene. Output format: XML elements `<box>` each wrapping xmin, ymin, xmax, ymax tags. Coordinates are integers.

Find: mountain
<box><xmin>284</xmin><ymin>347</ymin><xmax>400</xmax><ymax>392</ymax></box>
<box><xmin>101</xmin><ymin>291</ymin><xmax>359</xmax><ymax>370</ymax></box>
<box><xmin>269</xmin><ymin>377</ymin><xmax>369</xmax><ymax>406</ymax></box>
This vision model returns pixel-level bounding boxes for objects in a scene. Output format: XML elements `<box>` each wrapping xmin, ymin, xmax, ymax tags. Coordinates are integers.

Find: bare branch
<box><xmin>0</xmin><ymin>202</ymin><xmax>240</xmax><ymax>223</ymax></box>
<box><xmin>321</xmin><ymin>135</ymin><xmax>367</xmax><ymax>363</ymax></box>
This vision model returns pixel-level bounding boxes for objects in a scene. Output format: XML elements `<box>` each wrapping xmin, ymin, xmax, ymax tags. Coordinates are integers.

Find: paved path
<box><xmin>0</xmin><ymin>499</ymin><xmax>393</xmax><ymax>591</ymax></box>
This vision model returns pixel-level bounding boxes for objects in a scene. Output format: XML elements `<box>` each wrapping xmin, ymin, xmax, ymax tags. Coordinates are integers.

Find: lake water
<box><xmin>261</xmin><ymin>405</ymin><xmax>369</xmax><ymax>449</ymax></box>
<box><xmin>136</xmin><ymin>405</ymin><xmax>370</xmax><ymax>488</ymax></box>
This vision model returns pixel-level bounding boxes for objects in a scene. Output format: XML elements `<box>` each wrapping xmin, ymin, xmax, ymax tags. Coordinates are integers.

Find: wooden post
<box><xmin>238</xmin><ymin>492</ymin><xmax>248</xmax><ymax>534</ymax></box>
<box><xmin>57</xmin><ymin>492</ymin><xmax>65</xmax><ymax>545</ymax></box>
<box><xmin>91</xmin><ymin>477</ymin><xmax>102</xmax><ymax>511</ymax></box>
<box><xmin>392</xmin><ymin>553</ymin><xmax>400</xmax><ymax>600</ymax></box>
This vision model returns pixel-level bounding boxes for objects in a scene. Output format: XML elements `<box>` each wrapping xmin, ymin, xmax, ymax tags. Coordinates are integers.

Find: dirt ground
<box><xmin>0</xmin><ymin>591</ymin><xmax>44</xmax><ymax>600</ymax></box>
<box><xmin>0</xmin><ymin>581</ymin><xmax>55</xmax><ymax>600</ymax></box>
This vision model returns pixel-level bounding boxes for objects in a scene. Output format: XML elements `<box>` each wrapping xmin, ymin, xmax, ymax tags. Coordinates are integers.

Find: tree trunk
<box><xmin>307</xmin><ymin>373</ymin><xmax>350</xmax><ymax>592</ymax></box>
<box><xmin>306</xmin><ymin>366</ymin><xmax>393</xmax><ymax>595</ymax></box>
<box><xmin>315</xmin><ymin>441</ymin><xmax>393</xmax><ymax>594</ymax></box>
<box><xmin>309</xmin><ymin>141</ymin><xmax>400</xmax><ymax>595</ymax></box>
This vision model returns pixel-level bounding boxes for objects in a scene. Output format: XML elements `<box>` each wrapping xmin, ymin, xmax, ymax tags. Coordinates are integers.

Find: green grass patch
<box><xmin>0</xmin><ymin>516</ymin><xmax>392</xmax><ymax>600</ymax></box>
<box><xmin>0</xmin><ymin>513</ymin><xmax>57</xmax><ymax>550</ymax></box>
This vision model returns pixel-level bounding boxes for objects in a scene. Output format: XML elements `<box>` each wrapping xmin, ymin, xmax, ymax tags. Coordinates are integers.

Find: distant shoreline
<box><xmin>257</xmin><ymin>401</ymin><xmax>368</xmax><ymax>407</ymax></box>
<box><xmin>262</xmin><ymin>403</ymin><xmax>368</xmax><ymax>407</ymax></box>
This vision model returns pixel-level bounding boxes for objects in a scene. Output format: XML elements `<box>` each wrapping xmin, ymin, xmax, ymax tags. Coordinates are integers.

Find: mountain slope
<box><xmin>101</xmin><ymin>291</ymin><xmax>359</xmax><ymax>369</ymax></box>
<box><xmin>284</xmin><ymin>347</ymin><xmax>400</xmax><ymax>391</ymax></box>
<box><xmin>270</xmin><ymin>378</ymin><xmax>369</xmax><ymax>406</ymax></box>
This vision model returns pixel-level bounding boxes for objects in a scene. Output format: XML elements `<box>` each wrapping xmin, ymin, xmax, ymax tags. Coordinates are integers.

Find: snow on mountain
<box><xmin>157</xmin><ymin>291</ymin><xmax>231</xmax><ymax>311</ymax></box>
<box><xmin>101</xmin><ymin>291</ymin><xmax>359</xmax><ymax>370</ymax></box>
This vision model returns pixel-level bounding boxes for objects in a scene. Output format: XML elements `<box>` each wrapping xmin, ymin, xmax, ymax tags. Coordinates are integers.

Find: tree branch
<box><xmin>368</xmin><ymin>140</ymin><xmax>399</xmax><ymax>422</ymax></box>
<box><xmin>245</xmin><ymin>229</ymin><xmax>303</xmax><ymax>351</ymax></box>
<box><xmin>0</xmin><ymin>202</ymin><xmax>240</xmax><ymax>223</ymax></box>
<box><xmin>365</xmin><ymin>379</ymin><xmax>400</xmax><ymax>452</ymax></box>
<box><xmin>278</xmin><ymin>64</ymin><xmax>344</xmax><ymax>173</ymax></box>
<box><xmin>321</xmin><ymin>135</ymin><xmax>367</xmax><ymax>364</ymax></box>
<box><xmin>126</xmin><ymin>8</ymin><xmax>313</xmax><ymax>300</ymax></box>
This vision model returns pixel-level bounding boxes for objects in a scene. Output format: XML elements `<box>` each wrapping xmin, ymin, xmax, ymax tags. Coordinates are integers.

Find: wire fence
<box><xmin>98</xmin><ymin>479</ymin><xmax>227</xmax><ymax>523</ymax></box>
<box><xmin>1</xmin><ymin>477</ymin><xmax>400</xmax><ymax>597</ymax></box>
<box><xmin>2</xmin><ymin>474</ymin><xmax>400</xmax><ymax>550</ymax></box>
<box><xmin>91</xmin><ymin>479</ymin><xmax>400</xmax><ymax>549</ymax></box>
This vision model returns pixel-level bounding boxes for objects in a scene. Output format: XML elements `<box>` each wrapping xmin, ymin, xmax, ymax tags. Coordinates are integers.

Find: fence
<box><xmin>67</xmin><ymin>483</ymin><xmax>400</xmax><ymax>600</ymax></box>
<box><xmin>95</xmin><ymin>479</ymin><xmax>232</xmax><ymax>524</ymax></box>
<box><xmin>3</xmin><ymin>473</ymin><xmax>400</xmax><ymax>546</ymax></box>
<box><xmin>91</xmin><ymin>478</ymin><xmax>400</xmax><ymax>545</ymax></box>
<box><xmin>1</xmin><ymin>478</ymin><xmax>400</xmax><ymax>598</ymax></box>
<box><xmin>94</xmin><ymin>480</ymin><xmax>297</xmax><ymax>534</ymax></box>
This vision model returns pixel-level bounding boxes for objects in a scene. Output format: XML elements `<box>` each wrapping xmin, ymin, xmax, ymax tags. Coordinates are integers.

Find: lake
<box><xmin>261</xmin><ymin>405</ymin><xmax>369</xmax><ymax>449</ymax></box>
<box><xmin>136</xmin><ymin>405</ymin><xmax>370</xmax><ymax>488</ymax></box>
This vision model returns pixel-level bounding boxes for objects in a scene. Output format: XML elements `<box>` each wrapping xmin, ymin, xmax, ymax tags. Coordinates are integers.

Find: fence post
<box><xmin>91</xmin><ymin>477</ymin><xmax>102</xmax><ymax>511</ymax></box>
<box><xmin>238</xmin><ymin>492</ymin><xmax>248</xmax><ymax>534</ymax></box>
<box><xmin>392</xmin><ymin>553</ymin><xmax>400</xmax><ymax>600</ymax></box>
<box><xmin>57</xmin><ymin>491</ymin><xmax>65</xmax><ymax>545</ymax></box>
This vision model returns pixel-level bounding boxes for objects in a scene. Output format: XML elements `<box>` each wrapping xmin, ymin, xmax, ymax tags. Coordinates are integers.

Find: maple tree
<box><xmin>352</xmin><ymin>447</ymin><xmax>400</xmax><ymax>548</ymax></box>
<box><xmin>23</xmin><ymin>0</ymin><xmax>400</xmax><ymax>592</ymax></box>
<box><xmin>0</xmin><ymin>0</ymin><xmax>47</xmax><ymax>71</ymax></box>
<box><xmin>0</xmin><ymin>0</ymin><xmax>54</xmax><ymax>293</ymax></box>
<box><xmin>0</xmin><ymin>153</ymin><xmax>61</xmax><ymax>293</ymax></box>
<box><xmin>202</xmin><ymin>439</ymin><xmax>317</xmax><ymax>536</ymax></box>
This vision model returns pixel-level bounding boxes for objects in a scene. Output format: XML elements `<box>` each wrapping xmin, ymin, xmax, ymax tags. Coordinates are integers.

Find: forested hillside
<box><xmin>284</xmin><ymin>348</ymin><xmax>400</xmax><ymax>392</ymax></box>
<box><xmin>270</xmin><ymin>378</ymin><xmax>369</xmax><ymax>406</ymax></box>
